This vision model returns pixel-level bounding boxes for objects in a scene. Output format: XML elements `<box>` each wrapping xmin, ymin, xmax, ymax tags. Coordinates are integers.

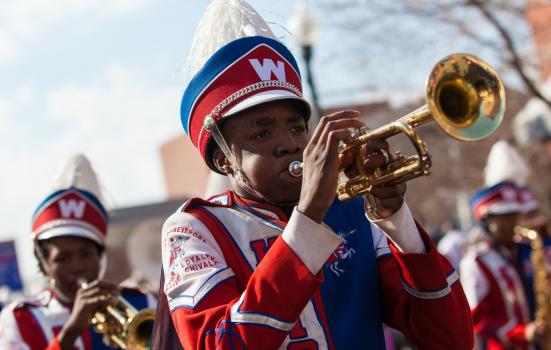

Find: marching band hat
<box><xmin>31</xmin><ymin>154</ymin><xmax>108</xmax><ymax>246</ymax></box>
<box><xmin>517</xmin><ymin>185</ymin><xmax>539</xmax><ymax>213</ymax></box>
<box><xmin>181</xmin><ymin>36</ymin><xmax>310</xmax><ymax>171</ymax></box>
<box><xmin>484</xmin><ymin>140</ymin><xmax>529</xmax><ymax>187</ymax></box>
<box><xmin>180</xmin><ymin>0</ymin><xmax>311</xmax><ymax>172</ymax></box>
<box><xmin>470</xmin><ymin>180</ymin><xmax>522</xmax><ymax>221</ymax></box>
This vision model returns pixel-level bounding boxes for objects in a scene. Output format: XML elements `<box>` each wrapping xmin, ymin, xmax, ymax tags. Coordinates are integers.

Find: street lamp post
<box><xmin>288</xmin><ymin>0</ymin><xmax>321</xmax><ymax>124</ymax></box>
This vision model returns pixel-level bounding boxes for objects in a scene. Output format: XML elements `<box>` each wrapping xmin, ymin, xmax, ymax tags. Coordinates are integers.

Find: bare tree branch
<box><xmin>316</xmin><ymin>0</ymin><xmax>551</xmax><ymax>107</ymax></box>
<box><xmin>468</xmin><ymin>0</ymin><xmax>551</xmax><ymax>107</ymax></box>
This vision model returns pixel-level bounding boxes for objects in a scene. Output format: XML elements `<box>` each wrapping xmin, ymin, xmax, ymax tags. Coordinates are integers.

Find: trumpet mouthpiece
<box><xmin>77</xmin><ymin>278</ymin><xmax>89</xmax><ymax>289</ymax></box>
<box><xmin>289</xmin><ymin>161</ymin><xmax>303</xmax><ymax>177</ymax></box>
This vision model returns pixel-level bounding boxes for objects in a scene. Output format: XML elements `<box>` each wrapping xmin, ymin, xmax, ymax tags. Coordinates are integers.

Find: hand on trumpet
<box><xmin>340</xmin><ymin>135</ymin><xmax>406</xmax><ymax>220</ymax></box>
<box><xmin>297</xmin><ymin>110</ymin><xmax>364</xmax><ymax>224</ymax></box>
<box><xmin>58</xmin><ymin>279</ymin><xmax>119</xmax><ymax>349</ymax></box>
<box><xmin>297</xmin><ymin>110</ymin><xmax>405</xmax><ymax>224</ymax></box>
<box><xmin>525</xmin><ymin>320</ymin><xmax>548</xmax><ymax>345</ymax></box>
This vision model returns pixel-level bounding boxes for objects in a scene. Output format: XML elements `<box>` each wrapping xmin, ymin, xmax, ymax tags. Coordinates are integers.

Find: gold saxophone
<box><xmin>514</xmin><ymin>226</ymin><xmax>551</xmax><ymax>348</ymax></box>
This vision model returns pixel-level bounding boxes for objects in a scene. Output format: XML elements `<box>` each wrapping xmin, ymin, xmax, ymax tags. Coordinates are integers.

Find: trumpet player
<box><xmin>152</xmin><ymin>1</ymin><xmax>473</xmax><ymax>349</ymax></box>
<box><xmin>460</xmin><ymin>181</ymin><xmax>546</xmax><ymax>349</ymax></box>
<box><xmin>0</xmin><ymin>154</ymin><xmax>156</xmax><ymax>350</ymax></box>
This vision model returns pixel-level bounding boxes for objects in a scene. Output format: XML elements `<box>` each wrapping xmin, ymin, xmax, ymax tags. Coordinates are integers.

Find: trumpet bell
<box><xmin>427</xmin><ymin>53</ymin><xmax>505</xmax><ymax>141</ymax></box>
<box><xmin>126</xmin><ymin>308</ymin><xmax>156</xmax><ymax>349</ymax></box>
<box><xmin>334</xmin><ymin>53</ymin><xmax>505</xmax><ymax>208</ymax></box>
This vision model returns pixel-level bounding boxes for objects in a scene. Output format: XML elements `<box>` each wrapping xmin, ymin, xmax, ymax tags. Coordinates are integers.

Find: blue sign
<box><xmin>0</xmin><ymin>240</ymin><xmax>23</xmax><ymax>291</ymax></box>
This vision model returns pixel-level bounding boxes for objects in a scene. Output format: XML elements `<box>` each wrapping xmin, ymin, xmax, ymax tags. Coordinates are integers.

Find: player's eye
<box><xmin>253</xmin><ymin>130</ymin><xmax>270</xmax><ymax>139</ymax></box>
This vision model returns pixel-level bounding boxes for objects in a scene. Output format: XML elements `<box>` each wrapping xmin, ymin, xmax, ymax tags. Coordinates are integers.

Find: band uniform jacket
<box><xmin>160</xmin><ymin>190</ymin><xmax>473</xmax><ymax>349</ymax></box>
<box><xmin>0</xmin><ymin>287</ymin><xmax>156</xmax><ymax>350</ymax></box>
<box><xmin>461</xmin><ymin>237</ymin><xmax>533</xmax><ymax>350</ymax></box>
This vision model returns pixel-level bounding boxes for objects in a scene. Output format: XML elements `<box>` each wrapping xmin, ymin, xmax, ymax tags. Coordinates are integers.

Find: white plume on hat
<box><xmin>184</xmin><ymin>0</ymin><xmax>276</xmax><ymax>82</ymax></box>
<box><xmin>484</xmin><ymin>140</ymin><xmax>530</xmax><ymax>186</ymax></box>
<box><xmin>49</xmin><ymin>153</ymin><xmax>107</xmax><ymax>207</ymax></box>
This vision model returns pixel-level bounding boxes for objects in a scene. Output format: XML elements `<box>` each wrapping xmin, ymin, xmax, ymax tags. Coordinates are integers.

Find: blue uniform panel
<box><xmin>88</xmin><ymin>289</ymin><xmax>151</xmax><ymax>349</ymax></box>
<box><xmin>321</xmin><ymin>198</ymin><xmax>386</xmax><ymax>349</ymax></box>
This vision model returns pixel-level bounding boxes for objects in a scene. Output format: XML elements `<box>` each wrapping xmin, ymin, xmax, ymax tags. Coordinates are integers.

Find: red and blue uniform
<box><xmin>160</xmin><ymin>191</ymin><xmax>472</xmax><ymax>349</ymax></box>
<box><xmin>0</xmin><ymin>288</ymin><xmax>156</xmax><ymax>350</ymax></box>
<box><xmin>461</xmin><ymin>239</ymin><xmax>532</xmax><ymax>350</ymax></box>
<box><xmin>462</xmin><ymin>181</ymin><xmax>532</xmax><ymax>349</ymax></box>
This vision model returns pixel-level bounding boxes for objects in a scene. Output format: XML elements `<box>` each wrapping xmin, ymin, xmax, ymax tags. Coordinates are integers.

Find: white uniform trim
<box><xmin>281</xmin><ymin>208</ymin><xmax>342</xmax><ymax>275</ymax></box>
<box><xmin>496</xmin><ymin>319</ymin><xmax>514</xmax><ymax>346</ymax></box>
<box><xmin>375</xmin><ymin>246</ymin><xmax>391</xmax><ymax>258</ymax></box>
<box><xmin>371</xmin><ymin>223</ymin><xmax>391</xmax><ymax>259</ymax></box>
<box><xmin>0</xmin><ymin>302</ymin><xmax>32</xmax><ymax>350</ymax></box>
<box><xmin>460</xmin><ymin>248</ymin><xmax>490</xmax><ymax>309</ymax></box>
<box><xmin>230</xmin><ymin>293</ymin><xmax>296</xmax><ymax>332</ymax></box>
<box><xmin>402</xmin><ymin>270</ymin><xmax>459</xmax><ymax>300</ymax></box>
<box><xmin>169</xmin><ymin>267</ymin><xmax>235</xmax><ymax>311</ymax></box>
<box><xmin>368</xmin><ymin>203</ymin><xmax>425</xmax><ymax>254</ymax></box>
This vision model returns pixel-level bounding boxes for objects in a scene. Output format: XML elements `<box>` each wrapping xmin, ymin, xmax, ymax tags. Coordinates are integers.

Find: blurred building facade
<box><xmin>104</xmin><ymin>198</ymin><xmax>184</xmax><ymax>292</ymax></box>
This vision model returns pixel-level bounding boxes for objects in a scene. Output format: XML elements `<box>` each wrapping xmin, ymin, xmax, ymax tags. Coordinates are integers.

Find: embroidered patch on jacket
<box><xmin>326</xmin><ymin>229</ymin><xmax>357</xmax><ymax>276</ymax></box>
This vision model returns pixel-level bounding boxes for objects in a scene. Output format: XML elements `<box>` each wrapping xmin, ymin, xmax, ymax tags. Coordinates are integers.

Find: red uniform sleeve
<box><xmin>162</xmin><ymin>209</ymin><xmax>340</xmax><ymax>350</ymax></box>
<box><xmin>377</xmin><ymin>223</ymin><xmax>474</xmax><ymax>350</ymax></box>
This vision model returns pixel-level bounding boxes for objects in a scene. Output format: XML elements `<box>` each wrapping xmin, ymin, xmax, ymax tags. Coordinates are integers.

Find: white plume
<box><xmin>484</xmin><ymin>140</ymin><xmax>530</xmax><ymax>186</ymax></box>
<box><xmin>184</xmin><ymin>0</ymin><xmax>276</xmax><ymax>83</ymax></box>
<box><xmin>49</xmin><ymin>153</ymin><xmax>107</xmax><ymax>207</ymax></box>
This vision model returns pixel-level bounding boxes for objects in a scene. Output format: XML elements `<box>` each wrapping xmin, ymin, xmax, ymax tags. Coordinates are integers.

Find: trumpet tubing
<box><xmin>78</xmin><ymin>279</ymin><xmax>155</xmax><ymax>349</ymax></box>
<box><xmin>289</xmin><ymin>53</ymin><xmax>505</xmax><ymax>208</ymax></box>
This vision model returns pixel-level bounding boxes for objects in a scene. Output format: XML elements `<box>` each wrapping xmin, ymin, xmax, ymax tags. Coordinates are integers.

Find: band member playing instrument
<box><xmin>152</xmin><ymin>1</ymin><xmax>473</xmax><ymax>349</ymax></box>
<box><xmin>0</xmin><ymin>154</ymin><xmax>156</xmax><ymax>350</ymax></box>
<box><xmin>461</xmin><ymin>180</ymin><xmax>546</xmax><ymax>349</ymax></box>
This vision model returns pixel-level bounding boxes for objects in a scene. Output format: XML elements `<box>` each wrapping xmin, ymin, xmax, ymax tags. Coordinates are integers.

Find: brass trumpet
<box><xmin>289</xmin><ymin>53</ymin><xmax>505</xmax><ymax>219</ymax></box>
<box><xmin>78</xmin><ymin>279</ymin><xmax>155</xmax><ymax>349</ymax></box>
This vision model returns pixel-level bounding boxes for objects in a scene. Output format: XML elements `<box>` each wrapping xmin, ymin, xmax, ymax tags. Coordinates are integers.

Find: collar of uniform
<box><xmin>15</xmin><ymin>289</ymin><xmax>54</xmax><ymax>309</ymax></box>
<box><xmin>48</xmin><ymin>288</ymin><xmax>75</xmax><ymax>310</ymax></box>
<box><xmin>230</xmin><ymin>191</ymin><xmax>288</xmax><ymax>222</ymax></box>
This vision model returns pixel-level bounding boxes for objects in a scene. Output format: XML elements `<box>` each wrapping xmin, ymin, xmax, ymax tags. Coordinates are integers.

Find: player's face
<box><xmin>221</xmin><ymin>99</ymin><xmax>308</xmax><ymax>205</ymax></box>
<box><xmin>487</xmin><ymin>212</ymin><xmax>519</xmax><ymax>246</ymax></box>
<box><xmin>42</xmin><ymin>236</ymin><xmax>102</xmax><ymax>301</ymax></box>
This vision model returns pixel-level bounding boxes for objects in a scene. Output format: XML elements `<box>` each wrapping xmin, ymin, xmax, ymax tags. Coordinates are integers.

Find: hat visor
<box><xmin>35</xmin><ymin>225</ymin><xmax>105</xmax><ymax>246</ymax></box>
<box><xmin>223</xmin><ymin>89</ymin><xmax>311</xmax><ymax>119</ymax></box>
<box><xmin>482</xmin><ymin>202</ymin><xmax>522</xmax><ymax>218</ymax></box>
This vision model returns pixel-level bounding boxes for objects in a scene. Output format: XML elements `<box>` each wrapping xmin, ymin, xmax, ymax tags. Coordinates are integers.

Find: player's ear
<box><xmin>213</xmin><ymin>148</ymin><xmax>233</xmax><ymax>175</ymax></box>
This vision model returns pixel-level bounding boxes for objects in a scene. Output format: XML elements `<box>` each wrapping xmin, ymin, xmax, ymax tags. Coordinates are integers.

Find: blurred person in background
<box><xmin>437</xmin><ymin>223</ymin><xmax>467</xmax><ymax>272</ymax></box>
<box><xmin>460</xmin><ymin>181</ymin><xmax>545</xmax><ymax>349</ymax></box>
<box><xmin>0</xmin><ymin>154</ymin><xmax>156</xmax><ymax>350</ymax></box>
<box><xmin>483</xmin><ymin>139</ymin><xmax>551</xmax><ymax>323</ymax></box>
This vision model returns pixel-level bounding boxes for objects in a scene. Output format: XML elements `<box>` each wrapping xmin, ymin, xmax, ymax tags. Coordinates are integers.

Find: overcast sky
<box><xmin>0</xmin><ymin>0</ymin><xmax>535</xmax><ymax>286</ymax></box>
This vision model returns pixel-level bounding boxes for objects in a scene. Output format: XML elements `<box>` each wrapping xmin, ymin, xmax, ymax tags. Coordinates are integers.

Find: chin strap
<box><xmin>203</xmin><ymin>115</ymin><xmax>298</xmax><ymax>207</ymax></box>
